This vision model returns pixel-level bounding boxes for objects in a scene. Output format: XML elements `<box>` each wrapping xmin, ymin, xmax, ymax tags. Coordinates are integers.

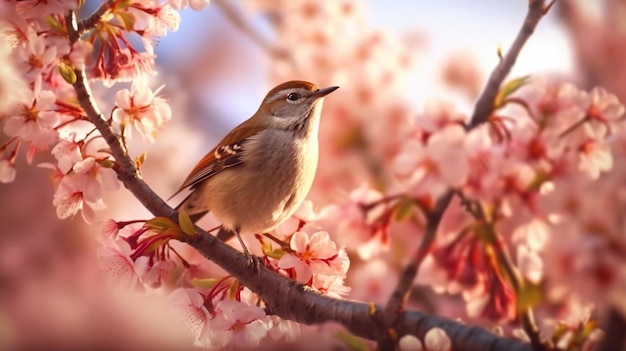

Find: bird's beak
<box><xmin>310</xmin><ymin>86</ymin><xmax>339</xmax><ymax>99</ymax></box>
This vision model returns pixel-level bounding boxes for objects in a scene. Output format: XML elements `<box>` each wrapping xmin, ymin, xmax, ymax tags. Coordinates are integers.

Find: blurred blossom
<box><xmin>424</xmin><ymin>327</ymin><xmax>451</xmax><ymax>351</ymax></box>
<box><xmin>398</xmin><ymin>334</ymin><xmax>423</xmax><ymax>351</ymax></box>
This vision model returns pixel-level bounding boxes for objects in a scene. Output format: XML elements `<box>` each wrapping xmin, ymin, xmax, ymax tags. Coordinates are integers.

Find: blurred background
<box><xmin>1</xmin><ymin>0</ymin><xmax>624</xmax><ymax>349</ymax></box>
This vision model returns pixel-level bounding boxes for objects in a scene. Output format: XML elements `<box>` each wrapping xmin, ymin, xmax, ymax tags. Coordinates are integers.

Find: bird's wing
<box><xmin>169</xmin><ymin>124</ymin><xmax>265</xmax><ymax>199</ymax></box>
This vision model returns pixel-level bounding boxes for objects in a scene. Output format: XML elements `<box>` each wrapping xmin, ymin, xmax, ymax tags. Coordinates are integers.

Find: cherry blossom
<box><xmin>13</xmin><ymin>28</ymin><xmax>59</xmax><ymax>81</ymax></box>
<box><xmin>98</xmin><ymin>238</ymin><xmax>147</xmax><ymax>290</ymax></box>
<box><xmin>112</xmin><ymin>80</ymin><xmax>172</xmax><ymax>142</ymax></box>
<box><xmin>99</xmin><ymin>219</ymin><xmax>122</xmax><ymax>239</ymax></box>
<box><xmin>14</xmin><ymin>0</ymin><xmax>76</xmax><ymax>19</ymax></box>
<box><xmin>169</xmin><ymin>0</ymin><xmax>212</xmax><ymax>11</ymax></box>
<box><xmin>321</xmin><ymin>183</ymin><xmax>390</xmax><ymax>260</ymax></box>
<box><xmin>394</xmin><ymin>124</ymin><xmax>470</xmax><ymax>201</ymax></box>
<box><xmin>168</xmin><ymin>288</ymin><xmax>212</xmax><ymax>341</ymax></box>
<box><xmin>51</xmin><ymin>136</ymin><xmax>83</xmax><ymax>173</ymax></box>
<box><xmin>3</xmin><ymin>77</ymin><xmax>59</xmax><ymax>149</ymax></box>
<box><xmin>278</xmin><ymin>231</ymin><xmax>346</xmax><ymax>284</ymax></box>
<box><xmin>52</xmin><ymin>173</ymin><xmax>107</xmax><ymax>224</ymax></box>
<box><xmin>0</xmin><ymin>32</ymin><xmax>28</xmax><ymax>116</ymax></box>
<box><xmin>205</xmin><ymin>299</ymin><xmax>270</xmax><ymax>349</ymax></box>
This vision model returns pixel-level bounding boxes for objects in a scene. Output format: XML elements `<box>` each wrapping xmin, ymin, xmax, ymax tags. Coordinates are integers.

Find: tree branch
<box><xmin>378</xmin><ymin>1</ymin><xmax>553</xmax><ymax>349</ymax></box>
<box><xmin>467</xmin><ymin>0</ymin><xmax>547</xmax><ymax>129</ymax></box>
<box><xmin>65</xmin><ymin>5</ymin><xmax>531</xmax><ymax>351</ymax></box>
<box><xmin>77</xmin><ymin>0</ymin><xmax>114</xmax><ymax>36</ymax></box>
<box><xmin>213</xmin><ymin>0</ymin><xmax>293</xmax><ymax>63</ymax></box>
<box><xmin>597</xmin><ymin>308</ymin><xmax>626</xmax><ymax>351</ymax></box>
<box><xmin>378</xmin><ymin>191</ymin><xmax>454</xmax><ymax>350</ymax></box>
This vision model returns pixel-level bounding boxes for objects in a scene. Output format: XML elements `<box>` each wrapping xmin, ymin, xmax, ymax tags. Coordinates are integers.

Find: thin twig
<box><xmin>65</xmin><ymin>6</ymin><xmax>531</xmax><ymax>350</ymax></box>
<box><xmin>378</xmin><ymin>1</ymin><xmax>553</xmax><ymax>349</ymax></box>
<box><xmin>213</xmin><ymin>0</ymin><xmax>294</xmax><ymax>64</ymax></box>
<box><xmin>378</xmin><ymin>191</ymin><xmax>454</xmax><ymax>350</ymax></box>
<box><xmin>467</xmin><ymin>0</ymin><xmax>548</xmax><ymax>129</ymax></box>
<box><xmin>77</xmin><ymin>0</ymin><xmax>114</xmax><ymax>36</ymax></box>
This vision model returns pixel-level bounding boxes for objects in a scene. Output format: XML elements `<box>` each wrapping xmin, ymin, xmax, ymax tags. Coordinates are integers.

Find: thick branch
<box><xmin>468</xmin><ymin>0</ymin><xmax>547</xmax><ymax>129</ymax></box>
<box><xmin>65</xmin><ymin>6</ymin><xmax>531</xmax><ymax>351</ymax></box>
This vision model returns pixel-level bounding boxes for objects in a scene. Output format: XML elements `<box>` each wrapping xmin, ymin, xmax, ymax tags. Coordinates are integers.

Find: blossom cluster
<box><xmin>244</xmin><ymin>0</ymin><xmax>626</xmax><ymax>348</ymax></box>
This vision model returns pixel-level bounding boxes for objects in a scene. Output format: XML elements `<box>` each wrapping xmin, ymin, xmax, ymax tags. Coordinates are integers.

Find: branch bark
<box><xmin>77</xmin><ymin>0</ymin><xmax>114</xmax><ymax>35</ymax></box>
<box><xmin>468</xmin><ymin>0</ymin><xmax>547</xmax><ymax>129</ymax></box>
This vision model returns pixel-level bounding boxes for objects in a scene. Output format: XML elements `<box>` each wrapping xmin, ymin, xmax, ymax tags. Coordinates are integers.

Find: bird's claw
<box><xmin>244</xmin><ymin>252</ymin><xmax>264</xmax><ymax>274</ymax></box>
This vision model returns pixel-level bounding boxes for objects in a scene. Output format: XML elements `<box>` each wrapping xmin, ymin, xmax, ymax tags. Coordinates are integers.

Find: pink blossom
<box><xmin>14</xmin><ymin>0</ymin><xmax>76</xmax><ymax>18</ymax></box>
<box><xmin>3</xmin><ymin>78</ymin><xmax>59</xmax><ymax>149</ymax></box>
<box><xmin>14</xmin><ymin>28</ymin><xmax>58</xmax><ymax>80</ymax></box>
<box><xmin>577</xmin><ymin>137</ymin><xmax>613</xmax><ymax>179</ymax></box>
<box><xmin>311</xmin><ymin>274</ymin><xmax>351</xmax><ymax>298</ymax></box>
<box><xmin>51</xmin><ymin>136</ymin><xmax>83</xmax><ymax>173</ymax></box>
<box><xmin>348</xmin><ymin>259</ymin><xmax>398</xmax><ymax>303</ymax></box>
<box><xmin>0</xmin><ymin>32</ymin><xmax>28</xmax><ymax>116</ymax></box>
<box><xmin>585</xmin><ymin>86</ymin><xmax>624</xmax><ymax>124</ymax></box>
<box><xmin>415</xmin><ymin>99</ymin><xmax>467</xmax><ymax>134</ymax></box>
<box><xmin>168</xmin><ymin>288</ymin><xmax>211</xmax><ymax>341</ymax></box>
<box><xmin>206</xmin><ymin>299</ymin><xmax>270</xmax><ymax>349</ymax></box>
<box><xmin>169</xmin><ymin>0</ymin><xmax>211</xmax><ymax>11</ymax></box>
<box><xmin>144</xmin><ymin>4</ymin><xmax>181</xmax><ymax>37</ymax></box>
<box><xmin>99</xmin><ymin>219</ymin><xmax>121</xmax><ymax>239</ymax></box>
<box><xmin>266</xmin><ymin>316</ymin><xmax>301</xmax><ymax>343</ymax></box>
<box><xmin>52</xmin><ymin>173</ymin><xmax>107</xmax><ymax>224</ymax></box>
<box><xmin>112</xmin><ymin>80</ymin><xmax>172</xmax><ymax>142</ymax></box>
<box><xmin>511</xmin><ymin>218</ymin><xmax>549</xmax><ymax>252</ymax></box>
<box><xmin>394</xmin><ymin>124</ymin><xmax>469</xmax><ymax>200</ymax></box>
<box><xmin>69</xmin><ymin>41</ymin><xmax>93</xmax><ymax>71</ymax></box>
<box><xmin>278</xmin><ymin>231</ymin><xmax>342</xmax><ymax>283</ymax></box>
<box><xmin>92</xmin><ymin>48</ymin><xmax>157</xmax><ymax>86</ymax></box>
<box><xmin>138</xmin><ymin>259</ymin><xmax>177</xmax><ymax>288</ymax></box>
<box><xmin>517</xmin><ymin>245</ymin><xmax>543</xmax><ymax>284</ymax></box>
<box><xmin>97</xmin><ymin>238</ymin><xmax>146</xmax><ymax>289</ymax></box>
<box><xmin>321</xmin><ymin>183</ymin><xmax>389</xmax><ymax>260</ymax></box>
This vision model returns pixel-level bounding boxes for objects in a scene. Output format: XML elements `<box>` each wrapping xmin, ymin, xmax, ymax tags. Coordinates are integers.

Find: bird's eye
<box><xmin>287</xmin><ymin>92</ymin><xmax>300</xmax><ymax>101</ymax></box>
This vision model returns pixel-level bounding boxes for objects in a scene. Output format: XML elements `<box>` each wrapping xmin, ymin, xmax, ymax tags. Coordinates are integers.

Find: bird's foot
<box><xmin>244</xmin><ymin>250</ymin><xmax>264</xmax><ymax>274</ymax></box>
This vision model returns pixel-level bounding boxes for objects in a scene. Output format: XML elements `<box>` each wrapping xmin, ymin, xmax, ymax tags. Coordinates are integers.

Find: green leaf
<box><xmin>100</xmin><ymin>159</ymin><xmax>115</xmax><ymax>168</ymax></box>
<box><xmin>494</xmin><ymin>75</ymin><xmax>530</xmax><ymax>109</ymax></box>
<box><xmin>135</xmin><ymin>152</ymin><xmax>147</xmax><ymax>168</ymax></box>
<box><xmin>334</xmin><ymin>332</ymin><xmax>370</xmax><ymax>351</ymax></box>
<box><xmin>145</xmin><ymin>217</ymin><xmax>178</xmax><ymax>232</ymax></box>
<box><xmin>392</xmin><ymin>197</ymin><xmax>414</xmax><ymax>222</ymax></box>
<box><xmin>178</xmin><ymin>209</ymin><xmax>197</xmax><ymax>237</ymax></box>
<box><xmin>57</xmin><ymin>61</ymin><xmax>77</xmax><ymax>84</ymax></box>
<box><xmin>516</xmin><ymin>280</ymin><xmax>542</xmax><ymax>312</ymax></box>
<box><xmin>116</xmin><ymin>12</ymin><xmax>136</xmax><ymax>31</ymax></box>
<box><xmin>191</xmin><ymin>278</ymin><xmax>218</xmax><ymax>289</ymax></box>
<box><xmin>228</xmin><ymin>280</ymin><xmax>240</xmax><ymax>300</ymax></box>
<box><xmin>45</xmin><ymin>15</ymin><xmax>65</xmax><ymax>33</ymax></box>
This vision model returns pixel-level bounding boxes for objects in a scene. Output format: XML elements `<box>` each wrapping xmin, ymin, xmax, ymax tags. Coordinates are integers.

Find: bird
<box><xmin>171</xmin><ymin>80</ymin><xmax>338</xmax><ymax>264</ymax></box>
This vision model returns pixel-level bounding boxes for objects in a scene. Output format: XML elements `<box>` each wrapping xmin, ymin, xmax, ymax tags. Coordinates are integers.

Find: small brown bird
<box><xmin>172</xmin><ymin>80</ymin><xmax>338</xmax><ymax>260</ymax></box>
